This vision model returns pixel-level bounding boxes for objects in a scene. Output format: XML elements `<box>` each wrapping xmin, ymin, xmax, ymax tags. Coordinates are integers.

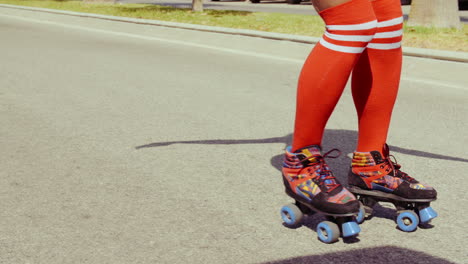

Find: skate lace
<box><xmin>298</xmin><ymin>149</ymin><xmax>342</xmax><ymax>193</ymax></box>
<box><xmin>384</xmin><ymin>155</ymin><xmax>416</xmax><ymax>182</ymax></box>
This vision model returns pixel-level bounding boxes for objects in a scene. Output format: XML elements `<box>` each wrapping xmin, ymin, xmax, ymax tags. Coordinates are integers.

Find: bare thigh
<box><xmin>311</xmin><ymin>0</ymin><xmax>354</xmax><ymax>12</ymax></box>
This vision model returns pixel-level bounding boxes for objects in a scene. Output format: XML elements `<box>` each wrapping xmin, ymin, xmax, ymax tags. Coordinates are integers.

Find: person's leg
<box><xmin>311</xmin><ymin>0</ymin><xmax>352</xmax><ymax>12</ymax></box>
<box><xmin>349</xmin><ymin>0</ymin><xmax>437</xmax><ymax>203</ymax></box>
<box><xmin>351</xmin><ymin>0</ymin><xmax>403</xmax><ymax>154</ymax></box>
<box><xmin>284</xmin><ymin>0</ymin><xmax>377</xmax><ymax>216</ymax></box>
<box><xmin>292</xmin><ymin>0</ymin><xmax>377</xmax><ymax>151</ymax></box>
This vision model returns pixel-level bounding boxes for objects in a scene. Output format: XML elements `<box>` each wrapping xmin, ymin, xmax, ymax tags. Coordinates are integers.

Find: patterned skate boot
<box><xmin>280</xmin><ymin>145</ymin><xmax>360</xmax><ymax>243</ymax></box>
<box><xmin>349</xmin><ymin>144</ymin><xmax>438</xmax><ymax>232</ymax></box>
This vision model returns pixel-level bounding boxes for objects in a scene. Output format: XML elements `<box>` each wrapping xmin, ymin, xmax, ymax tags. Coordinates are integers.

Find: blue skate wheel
<box><xmin>356</xmin><ymin>204</ymin><xmax>366</xmax><ymax>224</ymax></box>
<box><xmin>316</xmin><ymin>221</ymin><xmax>340</xmax><ymax>244</ymax></box>
<box><xmin>280</xmin><ymin>204</ymin><xmax>303</xmax><ymax>227</ymax></box>
<box><xmin>396</xmin><ymin>210</ymin><xmax>419</xmax><ymax>232</ymax></box>
<box><xmin>341</xmin><ymin>221</ymin><xmax>361</xmax><ymax>238</ymax></box>
<box><xmin>419</xmin><ymin>207</ymin><xmax>438</xmax><ymax>224</ymax></box>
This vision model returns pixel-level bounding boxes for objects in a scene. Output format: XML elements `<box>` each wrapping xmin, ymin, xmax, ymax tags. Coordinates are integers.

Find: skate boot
<box><xmin>349</xmin><ymin>144</ymin><xmax>438</xmax><ymax>232</ymax></box>
<box><xmin>280</xmin><ymin>145</ymin><xmax>361</xmax><ymax>243</ymax></box>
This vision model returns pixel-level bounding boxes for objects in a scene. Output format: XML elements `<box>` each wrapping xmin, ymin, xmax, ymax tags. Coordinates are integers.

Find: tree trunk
<box><xmin>407</xmin><ymin>0</ymin><xmax>460</xmax><ymax>28</ymax></box>
<box><xmin>192</xmin><ymin>0</ymin><xmax>204</xmax><ymax>12</ymax></box>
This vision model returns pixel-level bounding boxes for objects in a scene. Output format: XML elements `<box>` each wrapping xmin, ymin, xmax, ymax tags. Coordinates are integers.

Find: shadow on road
<box><xmin>260</xmin><ymin>245</ymin><xmax>456</xmax><ymax>264</ymax></box>
<box><xmin>136</xmin><ymin>129</ymin><xmax>468</xmax><ymax>169</ymax></box>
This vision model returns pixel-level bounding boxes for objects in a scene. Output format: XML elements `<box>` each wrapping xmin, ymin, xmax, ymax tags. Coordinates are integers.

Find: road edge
<box><xmin>1</xmin><ymin>3</ymin><xmax>467</xmax><ymax>63</ymax></box>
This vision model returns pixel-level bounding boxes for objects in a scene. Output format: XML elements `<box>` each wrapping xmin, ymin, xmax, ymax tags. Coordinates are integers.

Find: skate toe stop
<box><xmin>342</xmin><ymin>221</ymin><xmax>361</xmax><ymax>237</ymax></box>
<box><xmin>419</xmin><ymin>207</ymin><xmax>438</xmax><ymax>223</ymax></box>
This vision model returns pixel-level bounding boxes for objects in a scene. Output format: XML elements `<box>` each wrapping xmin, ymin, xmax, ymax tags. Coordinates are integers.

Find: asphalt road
<box><xmin>1</xmin><ymin>7</ymin><xmax>467</xmax><ymax>264</ymax></box>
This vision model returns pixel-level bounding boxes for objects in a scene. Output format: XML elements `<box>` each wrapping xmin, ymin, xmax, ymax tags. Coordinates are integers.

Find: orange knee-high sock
<box><xmin>292</xmin><ymin>0</ymin><xmax>377</xmax><ymax>152</ymax></box>
<box><xmin>351</xmin><ymin>0</ymin><xmax>403</xmax><ymax>153</ymax></box>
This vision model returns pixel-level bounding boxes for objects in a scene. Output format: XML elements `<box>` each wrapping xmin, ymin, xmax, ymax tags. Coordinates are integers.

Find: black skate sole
<box><xmin>285</xmin><ymin>188</ymin><xmax>358</xmax><ymax>217</ymax></box>
<box><xmin>348</xmin><ymin>186</ymin><xmax>437</xmax><ymax>203</ymax></box>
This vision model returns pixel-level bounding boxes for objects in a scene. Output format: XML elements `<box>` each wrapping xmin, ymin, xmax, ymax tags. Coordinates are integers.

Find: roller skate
<box><xmin>280</xmin><ymin>145</ymin><xmax>361</xmax><ymax>244</ymax></box>
<box><xmin>349</xmin><ymin>144</ymin><xmax>438</xmax><ymax>232</ymax></box>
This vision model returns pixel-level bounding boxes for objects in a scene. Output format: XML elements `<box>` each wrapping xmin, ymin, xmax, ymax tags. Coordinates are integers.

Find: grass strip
<box><xmin>1</xmin><ymin>0</ymin><xmax>467</xmax><ymax>51</ymax></box>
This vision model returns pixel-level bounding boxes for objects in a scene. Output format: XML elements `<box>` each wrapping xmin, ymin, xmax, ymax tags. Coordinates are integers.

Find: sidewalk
<box><xmin>119</xmin><ymin>0</ymin><xmax>468</xmax><ymax>23</ymax></box>
<box><xmin>120</xmin><ymin>0</ymin><xmax>468</xmax><ymax>21</ymax></box>
<box><xmin>1</xmin><ymin>3</ymin><xmax>467</xmax><ymax>62</ymax></box>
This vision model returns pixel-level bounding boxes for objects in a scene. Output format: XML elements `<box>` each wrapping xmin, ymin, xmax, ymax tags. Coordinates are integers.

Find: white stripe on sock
<box><xmin>326</xmin><ymin>20</ymin><xmax>378</xmax><ymax>31</ymax></box>
<box><xmin>377</xmin><ymin>17</ymin><xmax>404</xmax><ymax>28</ymax></box>
<box><xmin>367</xmin><ymin>42</ymin><xmax>402</xmax><ymax>50</ymax></box>
<box><xmin>324</xmin><ymin>32</ymin><xmax>375</xmax><ymax>42</ymax></box>
<box><xmin>319</xmin><ymin>38</ymin><xmax>366</xmax><ymax>53</ymax></box>
<box><xmin>374</xmin><ymin>29</ymin><xmax>403</xmax><ymax>39</ymax></box>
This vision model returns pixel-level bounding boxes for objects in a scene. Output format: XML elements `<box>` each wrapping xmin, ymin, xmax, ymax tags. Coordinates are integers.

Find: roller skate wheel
<box><xmin>341</xmin><ymin>221</ymin><xmax>361</xmax><ymax>238</ymax></box>
<box><xmin>419</xmin><ymin>207</ymin><xmax>438</xmax><ymax>224</ymax></box>
<box><xmin>280</xmin><ymin>204</ymin><xmax>303</xmax><ymax>227</ymax></box>
<box><xmin>316</xmin><ymin>221</ymin><xmax>340</xmax><ymax>244</ymax></box>
<box><xmin>396</xmin><ymin>210</ymin><xmax>419</xmax><ymax>232</ymax></box>
<box><xmin>356</xmin><ymin>204</ymin><xmax>366</xmax><ymax>224</ymax></box>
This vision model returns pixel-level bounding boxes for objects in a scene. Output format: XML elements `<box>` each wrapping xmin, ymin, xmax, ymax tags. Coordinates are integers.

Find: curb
<box><xmin>1</xmin><ymin>3</ymin><xmax>467</xmax><ymax>63</ymax></box>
